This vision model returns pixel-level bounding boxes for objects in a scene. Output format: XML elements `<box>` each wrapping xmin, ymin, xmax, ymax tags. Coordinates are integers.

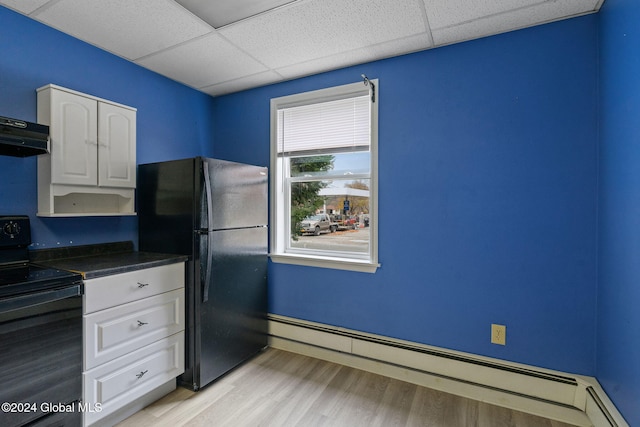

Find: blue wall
<box><xmin>598</xmin><ymin>0</ymin><xmax>640</xmax><ymax>424</ymax></box>
<box><xmin>213</xmin><ymin>16</ymin><xmax>599</xmax><ymax>376</ymax></box>
<box><xmin>0</xmin><ymin>6</ymin><xmax>215</xmax><ymax>248</ymax></box>
<box><xmin>6</xmin><ymin>3</ymin><xmax>636</xmax><ymax>423</ymax></box>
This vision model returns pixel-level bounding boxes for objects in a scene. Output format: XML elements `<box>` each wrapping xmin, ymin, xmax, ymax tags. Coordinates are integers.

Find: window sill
<box><xmin>270</xmin><ymin>253</ymin><xmax>379</xmax><ymax>273</ymax></box>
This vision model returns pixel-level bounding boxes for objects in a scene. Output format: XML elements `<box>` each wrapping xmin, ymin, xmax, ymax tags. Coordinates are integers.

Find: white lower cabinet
<box><xmin>83</xmin><ymin>333</ymin><xmax>184</xmax><ymax>426</ymax></box>
<box><xmin>82</xmin><ymin>263</ymin><xmax>185</xmax><ymax>426</ymax></box>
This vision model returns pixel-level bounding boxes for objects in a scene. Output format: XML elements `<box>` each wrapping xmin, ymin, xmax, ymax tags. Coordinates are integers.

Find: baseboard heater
<box><xmin>267</xmin><ymin>314</ymin><xmax>628</xmax><ymax>427</ymax></box>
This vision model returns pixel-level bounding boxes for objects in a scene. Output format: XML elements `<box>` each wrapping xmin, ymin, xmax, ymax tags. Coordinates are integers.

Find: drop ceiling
<box><xmin>0</xmin><ymin>0</ymin><xmax>604</xmax><ymax>97</ymax></box>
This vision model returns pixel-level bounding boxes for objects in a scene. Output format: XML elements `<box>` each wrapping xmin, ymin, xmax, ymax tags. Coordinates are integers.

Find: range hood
<box><xmin>0</xmin><ymin>116</ymin><xmax>49</xmax><ymax>157</ymax></box>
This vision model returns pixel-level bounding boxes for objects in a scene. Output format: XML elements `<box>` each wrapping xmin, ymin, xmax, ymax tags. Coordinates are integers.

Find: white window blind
<box><xmin>277</xmin><ymin>95</ymin><xmax>370</xmax><ymax>156</ymax></box>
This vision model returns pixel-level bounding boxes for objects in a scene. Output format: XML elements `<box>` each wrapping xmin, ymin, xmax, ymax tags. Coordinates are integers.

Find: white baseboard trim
<box><xmin>268</xmin><ymin>314</ymin><xmax>628</xmax><ymax>427</ymax></box>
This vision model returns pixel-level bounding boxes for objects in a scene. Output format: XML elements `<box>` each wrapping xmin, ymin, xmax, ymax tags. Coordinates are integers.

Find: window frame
<box><xmin>269</xmin><ymin>80</ymin><xmax>379</xmax><ymax>273</ymax></box>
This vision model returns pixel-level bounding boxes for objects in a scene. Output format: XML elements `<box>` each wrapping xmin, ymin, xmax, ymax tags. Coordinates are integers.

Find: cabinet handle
<box><xmin>137</xmin><ymin>320</ymin><xmax>148</xmax><ymax>327</ymax></box>
<box><xmin>136</xmin><ymin>370</ymin><xmax>148</xmax><ymax>380</ymax></box>
<box><xmin>137</xmin><ymin>282</ymin><xmax>149</xmax><ymax>288</ymax></box>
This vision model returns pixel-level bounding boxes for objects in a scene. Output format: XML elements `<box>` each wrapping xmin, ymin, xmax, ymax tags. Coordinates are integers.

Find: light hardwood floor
<box><xmin>117</xmin><ymin>348</ymin><xmax>580</xmax><ymax>427</ymax></box>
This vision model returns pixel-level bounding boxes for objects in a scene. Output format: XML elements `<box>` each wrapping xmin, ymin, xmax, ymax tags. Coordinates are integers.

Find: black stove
<box><xmin>1</xmin><ymin>215</ymin><xmax>83</xmax><ymax>427</ymax></box>
<box><xmin>0</xmin><ymin>216</ymin><xmax>82</xmax><ymax>298</ymax></box>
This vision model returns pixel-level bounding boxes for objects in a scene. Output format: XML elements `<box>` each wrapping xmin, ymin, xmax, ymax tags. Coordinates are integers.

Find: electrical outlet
<box><xmin>491</xmin><ymin>324</ymin><xmax>506</xmax><ymax>345</ymax></box>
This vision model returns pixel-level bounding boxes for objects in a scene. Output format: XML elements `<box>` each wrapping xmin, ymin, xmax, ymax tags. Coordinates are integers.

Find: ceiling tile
<box><xmin>0</xmin><ymin>0</ymin><xmax>50</xmax><ymax>14</ymax></box>
<box><xmin>276</xmin><ymin>33</ymin><xmax>433</xmax><ymax>80</ymax></box>
<box><xmin>200</xmin><ymin>71</ymin><xmax>284</xmax><ymax>97</ymax></box>
<box><xmin>136</xmin><ymin>33</ymin><xmax>269</xmax><ymax>89</ymax></box>
<box><xmin>367</xmin><ymin>32</ymin><xmax>434</xmax><ymax>62</ymax></box>
<box><xmin>31</xmin><ymin>0</ymin><xmax>212</xmax><ymax>60</ymax></box>
<box><xmin>175</xmin><ymin>0</ymin><xmax>296</xmax><ymax>29</ymax></box>
<box><xmin>276</xmin><ymin>50</ymin><xmax>378</xmax><ymax>81</ymax></box>
<box><xmin>432</xmin><ymin>0</ymin><xmax>601</xmax><ymax>46</ymax></box>
<box><xmin>425</xmin><ymin>0</ymin><xmax>542</xmax><ymax>30</ymax></box>
<box><xmin>220</xmin><ymin>0</ymin><xmax>429</xmax><ymax>69</ymax></box>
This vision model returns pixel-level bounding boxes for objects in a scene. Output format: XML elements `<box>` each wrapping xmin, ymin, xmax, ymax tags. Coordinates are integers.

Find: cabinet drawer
<box><xmin>84</xmin><ymin>263</ymin><xmax>185</xmax><ymax>314</ymax></box>
<box><xmin>84</xmin><ymin>288</ymin><xmax>184</xmax><ymax>370</ymax></box>
<box><xmin>83</xmin><ymin>331</ymin><xmax>184</xmax><ymax>425</ymax></box>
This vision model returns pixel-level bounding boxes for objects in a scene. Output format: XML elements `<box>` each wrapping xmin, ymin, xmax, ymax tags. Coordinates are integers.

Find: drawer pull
<box><xmin>137</xmin><ymin>282</ymin><xmax>150</xmax><ymax>288</ymax></box>
<box><xmin>137</xmin><ymin>320</ymin><xmax>148</xmax><ymax>327</ymax></box>
<box><xmin>136</xmin><ymin>370</ymin><xmax>148</xmax><ymax>380</ymax></box>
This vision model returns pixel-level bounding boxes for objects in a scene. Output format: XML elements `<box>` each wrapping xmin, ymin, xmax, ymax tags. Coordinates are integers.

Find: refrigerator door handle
<box><xmin>202</xmin><ymin>161</ymin><xmax>214</xmax><ymax>231</ymax></box>
<box><xmin>201</xmin><ymin>162</ymin><xmax>215</xmax><ymax>303</ymax></box>
<box><xmin>202</xmin><ymin>232</ymin><xmax>213</xmax><ymax>303</ymax></box>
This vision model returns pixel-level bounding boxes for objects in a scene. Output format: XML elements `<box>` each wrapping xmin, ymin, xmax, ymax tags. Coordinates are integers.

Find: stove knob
<box><xmin>3</xmin><ymin>221</ymin><xmax>20</xmax><ymax>237</ymax></box>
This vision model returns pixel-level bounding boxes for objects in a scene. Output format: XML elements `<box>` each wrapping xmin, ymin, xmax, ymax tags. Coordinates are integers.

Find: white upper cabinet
<box><xmin>49</xmin><ymin>89</ymin><xmax>98</xmax><ymax>186</ymax></box>
<box><xmin>37</xmin><ymin>84</ymin><xmax>137</xmax><ymax>216</ymax></box>
<box><xmin>97</xmin><ymin>102</ymin><xmax>136</xmax><ymax>188</ymax></box>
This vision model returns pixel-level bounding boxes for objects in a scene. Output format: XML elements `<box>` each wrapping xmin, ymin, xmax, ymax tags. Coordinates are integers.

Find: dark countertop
<box><xmin>30</xmin><ymin>241</ymin><xmax>188</xmax><ymax>279</ymax></box>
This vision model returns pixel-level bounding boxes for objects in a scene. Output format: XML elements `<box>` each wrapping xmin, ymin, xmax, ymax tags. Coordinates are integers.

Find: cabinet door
<box><xmin>50</xmin><ymin>90</ymin><xmax>98</xmax><ymax>186</ymax></box>
<box><xmin>98</xmin><ymin>103</ymin><xmax>136</xmax><ymax>188</ymax></box>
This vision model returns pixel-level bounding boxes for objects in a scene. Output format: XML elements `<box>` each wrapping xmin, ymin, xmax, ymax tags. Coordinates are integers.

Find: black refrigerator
<box><xmin>138</xmin><ymin>157</ymin><xmax>268</xmax><ymax>391</ymax></box>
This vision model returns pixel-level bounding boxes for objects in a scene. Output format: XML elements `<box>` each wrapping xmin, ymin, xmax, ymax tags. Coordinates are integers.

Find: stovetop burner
<box><xmin>0</xmin><ymin>216</ymin><xmax>82</xmax><ymax>299</ymax></box>
<box><xmin>0</xmin><ymin>263</ymin><xmax>82</xmax><ymax>298</ymax></box>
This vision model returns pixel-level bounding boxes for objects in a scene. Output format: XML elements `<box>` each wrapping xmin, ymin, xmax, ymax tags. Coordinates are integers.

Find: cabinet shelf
<box><xmin>37</xmin><ymin>184</ymin><xmax>135</xmax><ymax>217</ymax></box>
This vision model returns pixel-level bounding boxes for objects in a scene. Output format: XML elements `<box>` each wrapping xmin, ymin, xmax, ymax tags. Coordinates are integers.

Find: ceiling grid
<box><xmin>0</xmin><ymin>0</ymin><xmax>603</xmax><ymax>96</ymax></box>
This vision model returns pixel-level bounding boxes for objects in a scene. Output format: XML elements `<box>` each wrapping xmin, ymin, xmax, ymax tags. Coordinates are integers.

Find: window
<box><xmin>270</xmin><ymin>80</ymin><xmax>379</xmax><ymax>273</ymax></box>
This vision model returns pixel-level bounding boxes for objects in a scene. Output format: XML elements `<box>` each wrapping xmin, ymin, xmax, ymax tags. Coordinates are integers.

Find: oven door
<box><xmin>0</xmin><ymin>285</ymin><xmax>82</xmax><ymax>427</ymax></box>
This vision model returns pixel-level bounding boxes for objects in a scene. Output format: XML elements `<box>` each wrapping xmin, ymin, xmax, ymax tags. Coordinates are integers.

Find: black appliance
<box><xmin>0</xmin><ymin>216</ymin><xmax>83</xmax><ymax>427</ymax></box>
<box><xmin>138</xmin><ymin>157</ymin><xmax>268</xmax><ymax>391</ymax></box>
<box><xmin>0</xmin><ymin>116</ymin><xmax>50</xmax><ymax>157</ymax></box>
